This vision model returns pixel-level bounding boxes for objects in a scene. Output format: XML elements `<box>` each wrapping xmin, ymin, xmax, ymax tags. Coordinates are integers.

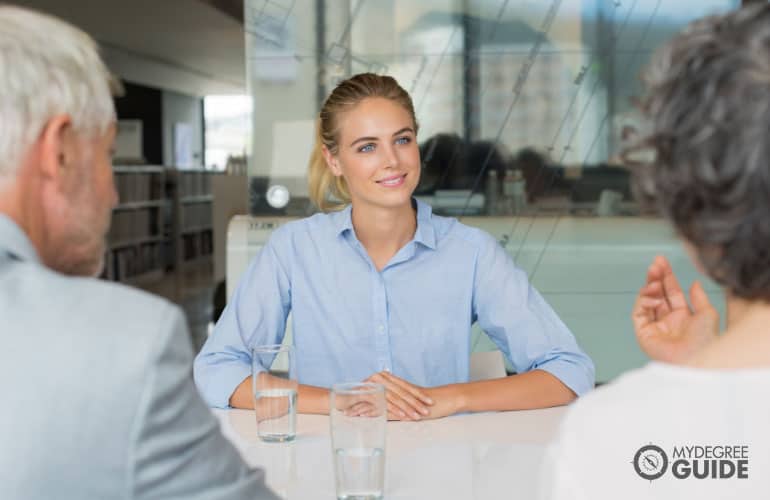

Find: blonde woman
<box><xmin>194</xmin><ymin>73</ymin><xmax>594</xmax><ymax>419</ymax></box>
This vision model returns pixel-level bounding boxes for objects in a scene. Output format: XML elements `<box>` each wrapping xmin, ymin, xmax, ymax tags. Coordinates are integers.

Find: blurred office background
<box><xmin>14</xmin><ymin>0</ymin><xmax>749</xmax><ymax>382</ymax></box>
<box><xmin>240</xmin><ymin>0</ymin><xmax>741</xmax><ymax>383</ymax></box>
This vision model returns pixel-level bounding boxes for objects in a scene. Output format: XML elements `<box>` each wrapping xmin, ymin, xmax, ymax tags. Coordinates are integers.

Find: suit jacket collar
<box><xmin>0</xmin><ymin>213</ymin><xmax>40</xmax><ymax>263</ymax></box>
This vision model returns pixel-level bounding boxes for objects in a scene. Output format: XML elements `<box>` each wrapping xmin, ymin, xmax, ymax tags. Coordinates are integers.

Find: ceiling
<box><xmin>13</xmin><ymin>0</ymin><xmax>246</xmax><ymax>96</ymax></box>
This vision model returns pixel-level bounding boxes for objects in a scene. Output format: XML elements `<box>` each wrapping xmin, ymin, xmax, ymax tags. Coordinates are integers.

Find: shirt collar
<box><xmin>0</xmin><ymin>213</ymin><xmax>40</xmax><ymax>263</ymax></box>
<box><xmin>332</xmin><ymin>198</ymin><xmax>437</xmax><ymax>250</ymax></box>
<box><xmin>333</xmin><ymin>203</ymin><xmax>355</xmax><ymax>237</ymax></box>
<box><xmin>412</xmin><ymin>198</ymin><xmax>437</xmax><ymax>250</ymax></box>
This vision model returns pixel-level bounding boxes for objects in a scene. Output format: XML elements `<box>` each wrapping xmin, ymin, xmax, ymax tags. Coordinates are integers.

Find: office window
<box><xmin>244</xmin><ymin>0</ymin><xmax>738</xmax><ymax>216</ymax></box>
<box><xmin>203</xmin><ymin>95</ymin><xmax>252</xmax><ymax>172</ymax></box>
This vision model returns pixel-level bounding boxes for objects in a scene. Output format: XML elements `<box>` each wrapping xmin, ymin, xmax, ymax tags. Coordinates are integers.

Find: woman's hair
<box><xmin>308</xmin><ymin>73</ymin><xmax>418</xmax><ymax>212</ymax></box>
<box><xmin>627</xmin><ymin>3</ymin><xmax>770</xmax><ymax>300</ymax></box>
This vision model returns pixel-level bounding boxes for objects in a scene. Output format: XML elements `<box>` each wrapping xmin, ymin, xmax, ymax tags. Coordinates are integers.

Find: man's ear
<box><xmin>321</xmin><ymin>144</ymin><xmax>342</xmax><ymax>177</ymax></box>
<box><xmin>37</xmin><ymin>114</ymin><xmax>74</xmax><ymax>181</ymax></box>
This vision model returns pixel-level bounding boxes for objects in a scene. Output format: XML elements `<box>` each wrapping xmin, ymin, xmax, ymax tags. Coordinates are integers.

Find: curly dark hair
<box><xmin>629</xmin><ymin>3</ymin><xmax>770</xmax><ymax>300</ymax></box>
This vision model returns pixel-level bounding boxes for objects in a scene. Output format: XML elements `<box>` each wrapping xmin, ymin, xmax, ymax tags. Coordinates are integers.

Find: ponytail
<box><xmin>307</xmin><ymin>119</ymin><xmax>350</xmax><ymax>212</ymax></box>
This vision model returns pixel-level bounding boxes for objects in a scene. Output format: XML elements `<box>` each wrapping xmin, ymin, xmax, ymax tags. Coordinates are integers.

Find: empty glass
<box><xmin>252</xmin><ymin>344</ymin><xmax>297</xmax><ymax>442</ymax></box>
<box><xmin>330</xmin><ymin>382</ymin><xmax>386</xmax><ymax>500</ymax></box>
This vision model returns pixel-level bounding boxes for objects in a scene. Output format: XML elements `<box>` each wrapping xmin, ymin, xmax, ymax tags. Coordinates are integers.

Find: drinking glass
<box><xmin>252</xmin><ymin>344</ymin><xmax>297</xmax><ymax>442</ymax></box>
<box><xmin>330</xmin><ymin>382</ymin><xmax>387</xmax><ymax>500</ymax></box>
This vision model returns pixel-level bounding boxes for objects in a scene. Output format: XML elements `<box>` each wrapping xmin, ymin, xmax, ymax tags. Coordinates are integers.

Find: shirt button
<box><xmin>377</xmin><ymin>325</ymin><xmax>384</xmax><ymax>333</ymax></box>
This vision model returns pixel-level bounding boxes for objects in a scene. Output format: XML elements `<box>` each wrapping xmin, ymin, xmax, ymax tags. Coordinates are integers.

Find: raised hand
<box><xmin>631</xmin><ymin>255</ymin><xmax>719</xmax><ymax>363</ymax></box>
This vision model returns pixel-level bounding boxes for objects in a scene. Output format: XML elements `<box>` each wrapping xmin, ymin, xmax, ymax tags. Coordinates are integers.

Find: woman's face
<box><xmin>324</xmin><ymin>97</ymin><xmax>420</xmax><ymax>212</ymax></box>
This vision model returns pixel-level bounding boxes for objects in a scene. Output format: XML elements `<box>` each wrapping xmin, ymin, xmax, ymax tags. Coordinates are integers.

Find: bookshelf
<box><xmin>170</xmin><ymin>169</ymin><xmax>217</xmax><ymax>272</ymax></box>
<box><xmin>103</xmin><ymin>166</ymin><xmax>218</xmax><ymax>286</ymax></box>
<box><xmin>106</xmin><ymin>166</ymin><xmax>167</xmax><ymax>285</ymax></box>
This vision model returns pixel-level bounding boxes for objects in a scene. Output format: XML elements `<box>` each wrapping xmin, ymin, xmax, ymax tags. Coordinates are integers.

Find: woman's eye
<box><xmin>358</xmin><ymin>143</ymin><xmax>375</xmax><ymax>153</ymax></box>
<box><xmin>395</xmin><ymin>136</ymin><xmax>411</xmax><ymax>145</ymax></box>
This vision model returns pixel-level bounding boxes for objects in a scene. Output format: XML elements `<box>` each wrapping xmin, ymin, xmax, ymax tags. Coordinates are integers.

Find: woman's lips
<box><xmin>376</xmin><ymin>174</ymin><xmax>407</xmax><ymax>187</ymax></box>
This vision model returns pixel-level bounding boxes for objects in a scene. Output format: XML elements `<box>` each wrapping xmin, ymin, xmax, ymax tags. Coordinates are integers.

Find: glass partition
<box><xmin>245</xmin><ymin>0</ymin><xmax>737</xmax><ymax>217</ymax></box>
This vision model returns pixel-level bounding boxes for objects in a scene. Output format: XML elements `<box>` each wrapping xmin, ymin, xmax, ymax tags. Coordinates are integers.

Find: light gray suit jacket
<box><xmin>0</xmin><ymin>214</ymin><xmax>277</xmax><ymax>500</ymax></box>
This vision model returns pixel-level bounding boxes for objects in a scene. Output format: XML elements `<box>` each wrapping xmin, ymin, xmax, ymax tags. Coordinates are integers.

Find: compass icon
<box><xmin>633</xmin><ymin>444</ymin><xmax>668</xmax><ymax>480</ymax></box>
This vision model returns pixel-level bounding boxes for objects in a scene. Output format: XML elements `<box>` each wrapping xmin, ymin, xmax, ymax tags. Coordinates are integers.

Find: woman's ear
<box><xmin>321</xmin><ymin>144</ymin><xmax>342</xmax><ymax>177</ymax></box>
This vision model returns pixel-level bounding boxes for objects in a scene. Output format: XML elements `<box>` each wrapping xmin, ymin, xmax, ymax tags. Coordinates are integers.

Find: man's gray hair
<box><xmin>0</xmin><ymin>6</ymin><xmax>118</xmax><ymax>181</ymax></box>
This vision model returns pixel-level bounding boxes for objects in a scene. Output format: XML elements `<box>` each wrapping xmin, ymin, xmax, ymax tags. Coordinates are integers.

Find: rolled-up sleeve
<box><xmin>472</xmin><ymin>234</ymin><xmax>595</xmax><ymax>396</ymax></box>
<box><xmin>193</xmin><ymin>235</ymin><xmax>291</xmax><ymax>408</ymax></box>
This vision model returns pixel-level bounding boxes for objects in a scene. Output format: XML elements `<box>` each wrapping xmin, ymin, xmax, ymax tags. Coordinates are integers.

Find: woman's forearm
<box><xmin>297</xmin><ymin>384</ymin><xmax>331</xmax><ymax>414</ymax></box>
<box><xmin>229</xmin><ymin>369</ymin><xmax>576</xmax><ymax>416</ymax></box>
<box><xmin>228</xmin><ymin>375</ymin><xmax>330</xmax><ymax>414</ymax></box>
<box><xmin>455</xmin><ymin>369</ymin><xmax>577</xmax><ymax>413</ymax></box>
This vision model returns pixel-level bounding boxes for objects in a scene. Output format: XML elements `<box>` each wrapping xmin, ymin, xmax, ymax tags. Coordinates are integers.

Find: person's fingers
<box><xmin>343</xmin><ymin>401</ymin><xmax>361</xmax><ymax>416</ymax></box>
<box><xmin>379</xmin><ymin>371</ymin><xmax>433</xmax><ymax>406</ymax></box>
<box><xmin>641</xmin><ymin>281</ymin><xmax>661</xmax><ymax>297</ymax></box>
<box><xmin>387</xmin><ymin>402</ymin><xmax>406</xmax><ymax>420</ymax></box>
<box><xmin>633</xmin><ymin>285</ymin><xmax>675</xmax><ymax>338</ymax></box>
<box><xmin>647</xmin><ymin>255</ymin><xmax>672</xmax><ymax>284</ymax></box>
<box><xmin>385</xmin><ymin>392</ymin><xmax>418</xmax><ymax>420</ymax></box>
<box><xmin>345</xmin><ymin>400</ymin><xmax>379</xmax><ymax>417</ymax></box>
<box><xmin>631</xmin><ymin>312</ymin><xmax>649</xmax><ymax>335</ymax></box>
<box><xmin>367</xmin><ymin>372</ymin><xmax>431</xmax><ymax>417</ymax></box>
<box><xmin>652</xmin><ymin>289</ymin><xmax>672</xmax><ymax>319</ymax></box>
<box><xmin>645</xmin><ymin>256</ymin><xmax>682</xmax><ymax>312</ymax></box>
<box><xmin>632</xmin><ymin>310</ymin><xmax>652</xmax><ymax>335</ymax></box>
<box><xmin>639</xmin><ymin>281</ymin><xmax>671</xmax><ymax>318</ymax></box>
<box><xmin>638</xmin><ymin>297</ymin><xmax>663</xmax><ymax>309</ymax></box>
<box><xmin>385</xmin><ymin>386</ymin><xmax>426</xmax><ymax>419</ymax></box>
<box><xmin>646</xmin><ymin>257</ymin><xmax>666</xmax><ymax>284</ymax></box>
<box><xmin>661</xmin><ymin>266</ymin><xmax>688</xmax><ymax>311</ymax></box>
<box><xmin>369</xmin><ymin>373</ymin><xmax>423</xmax><ymax>418</ymax></box>
<box><xmin>689</xmin><ymin>280</ymin><xmax>716</xmax><ymax>313</ymax></box>
<box><xmin>632</xmin><ymin>291</ymin><xmax>656</xmax><ymax>332</ymax></box>
<box><xmin>657</xmin><ymin>255</ymin><xmax>674</xmax><ymax>274</ymax></box>
<box><xmin>637</xmin><ymin>282</ymin><xmax>670</xmax><ymax>321</ymax></box>
<box><xmin>633</xmin><ymin>294</ymin><xmax>661</xmax><ymax>320</ymax></box>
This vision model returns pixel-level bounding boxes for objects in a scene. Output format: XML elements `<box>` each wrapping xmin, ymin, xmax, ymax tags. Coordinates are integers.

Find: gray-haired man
<box><xmin>0</xmin><ymin>6</ymin><xmax>276</xmax><ymax>499</ymax></box>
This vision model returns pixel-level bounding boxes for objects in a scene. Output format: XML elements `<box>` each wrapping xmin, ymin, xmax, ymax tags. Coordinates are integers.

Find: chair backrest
<box><xmin>469</xmin><ymin>350</ymin><xmax>506</xmax><ymax>381</ymax></box>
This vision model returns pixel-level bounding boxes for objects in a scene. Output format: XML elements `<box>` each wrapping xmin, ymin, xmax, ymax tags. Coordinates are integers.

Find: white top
<box><xmin>214</xmin><ymin>406</ymin><xmax>567</xmax><ymax>499</ymax></box>
<box><xmin>543</xmin><ymin>362</ymin><xmax>770</xmax><ymax>499</ymax></box>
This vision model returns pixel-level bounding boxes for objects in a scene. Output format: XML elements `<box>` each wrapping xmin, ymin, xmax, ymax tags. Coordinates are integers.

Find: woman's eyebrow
<box><xmin>350</xmin><ymin>136</ymin><xmax>379</xmax><ymax>147</ymax></box>
<box><xmin>349</xmin><ymin>127</ymin><xmax>415</xmax><ymax>148</ymax></box>
<box><xmin>392</xmin><ymin>127</ymin><xmax>414</xmax><ymax>136</ymax></box>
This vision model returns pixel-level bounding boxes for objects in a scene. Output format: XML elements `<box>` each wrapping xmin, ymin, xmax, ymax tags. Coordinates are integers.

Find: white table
<box><xmin>214</xmin><ymin>407</ymin><xmax>567</xmax><ymax>499</ymax></box>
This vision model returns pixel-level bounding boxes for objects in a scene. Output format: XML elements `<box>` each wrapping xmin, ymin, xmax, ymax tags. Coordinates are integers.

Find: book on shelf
<box><xmin>114</xmin><ymin>170</ymin><xmax>163</xmax><ymax>204</ymax></box>
<box><xmin>112</xmin><ymin>243</ymin><xmax>162</xmax><ymax>281</ymax></box>
<box><xmin>182</xmin><ymin>204</ymin><xmax>213</xmax><ymax>232</ymax></box>
<box><xmin>108</xmin><ymin>210</ymin><xmax>158</xmax><ymax>245</ymax></box>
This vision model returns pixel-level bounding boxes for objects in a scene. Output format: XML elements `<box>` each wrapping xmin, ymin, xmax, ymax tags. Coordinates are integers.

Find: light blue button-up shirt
<box><xmin>194</xmin><ymin>200</ymin><xmax>594</xmax><ymax>408</ymax></box>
